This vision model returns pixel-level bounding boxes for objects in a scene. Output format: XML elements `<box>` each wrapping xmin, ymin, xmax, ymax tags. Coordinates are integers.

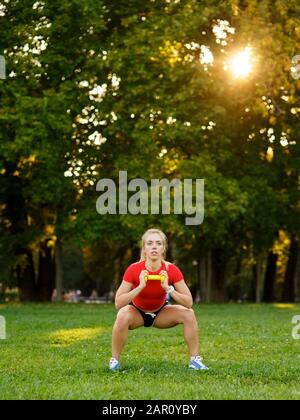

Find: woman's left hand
<box><xmin>160</xmin><ymin>270</ymin><xmax>169</xmax><ymax>291</ymax></box>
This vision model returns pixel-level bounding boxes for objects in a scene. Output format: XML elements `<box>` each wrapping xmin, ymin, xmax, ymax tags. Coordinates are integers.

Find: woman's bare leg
<box><xmin>112</xmin><ymin>305</ymin><xmax>144</xmax><ymax>360</ymax></box>
<box><xmin>153</xmin><ymin>305</ymin><xmax>199</xmax><ymax>356</ymax></box>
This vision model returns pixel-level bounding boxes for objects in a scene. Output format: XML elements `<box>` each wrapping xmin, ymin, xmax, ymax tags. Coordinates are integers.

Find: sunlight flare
<box><xmin>227</xmin><ymin>47</ymin><xmax>253</xmax><ymax>78</ymax></box>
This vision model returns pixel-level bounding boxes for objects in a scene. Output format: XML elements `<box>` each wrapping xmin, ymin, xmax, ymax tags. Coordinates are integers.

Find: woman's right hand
<box><xmin>138</xmin><ymin>270</ymin><xmax>148</xmax><ymax>290</ymax></box>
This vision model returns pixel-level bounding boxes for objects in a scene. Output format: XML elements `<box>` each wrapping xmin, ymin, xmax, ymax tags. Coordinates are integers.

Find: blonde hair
<box><xmin>139</xmin><ymin>228</ymin><xmax>168</xmax><ymax>263</ymax></box>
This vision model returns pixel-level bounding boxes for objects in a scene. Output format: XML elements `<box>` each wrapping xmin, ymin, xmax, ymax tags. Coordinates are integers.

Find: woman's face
<box><xmin>143</xmin><ymin>233</ymin><xmax>165</xmax><ymax>261</ymax></box>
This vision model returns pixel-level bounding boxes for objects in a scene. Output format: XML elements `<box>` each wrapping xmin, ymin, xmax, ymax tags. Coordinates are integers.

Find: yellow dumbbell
<box><xmin>144</xmin><ymin>274</ymin><xmax>165</xmax><ymax>284</ymax></box>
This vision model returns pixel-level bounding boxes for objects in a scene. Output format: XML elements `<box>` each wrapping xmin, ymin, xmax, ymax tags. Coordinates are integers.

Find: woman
<box><xmin>109</xmin><ymin>228</ymin><xmax>209</xmax><ymax>371</ymax></box>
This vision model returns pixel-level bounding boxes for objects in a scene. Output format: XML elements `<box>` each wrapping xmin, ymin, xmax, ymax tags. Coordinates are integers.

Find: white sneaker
<box><xmin>109</xmin><ymin>357</ymin><xmax>120</xmax><ymax>371</ymax></box>
<box><xmin>189</xmin><ymin>356</ymin><xmax>209</xmax><ymax>370</ymax></box>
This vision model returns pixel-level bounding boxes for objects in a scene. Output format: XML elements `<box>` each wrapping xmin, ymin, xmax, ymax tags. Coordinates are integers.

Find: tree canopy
<box><xmin>0</xmin><ymin>0</ymin><xmax>299</xmax><ymax>302</ymax></box>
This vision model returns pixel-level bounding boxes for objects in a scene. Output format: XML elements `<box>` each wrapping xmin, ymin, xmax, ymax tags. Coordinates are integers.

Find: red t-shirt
<box><xmin>123</xmin><ymin>260</ymin><xmax>184</xmax><ymax>312</ymax></box>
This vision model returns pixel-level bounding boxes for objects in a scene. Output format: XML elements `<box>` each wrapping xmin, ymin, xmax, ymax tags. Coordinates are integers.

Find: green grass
<box><xmin>0</xmin><ymin>302</ymin><xmax>300</xmax><ymax>400</ymax></box>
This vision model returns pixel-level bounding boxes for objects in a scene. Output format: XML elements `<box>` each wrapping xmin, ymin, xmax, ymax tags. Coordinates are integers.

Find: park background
<box><xmin>0</xmin><ymin>0</ymin><xmax>300</xmax><ymax>400</ymax></box>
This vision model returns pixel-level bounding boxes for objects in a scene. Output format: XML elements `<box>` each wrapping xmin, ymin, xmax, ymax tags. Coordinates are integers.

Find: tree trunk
<box><xmin>112</xmin><ymin>256</ymin><xmax>121</xmax><ymax>301</ymax></box>
<box><xmin>167</xmin><ymin>240</ymin><xmax>174</xmax><ymax>262</ymax></box>
<box><xmin>206</xmin><ymin>252</ymin><xmax>212</xmax><ymax>303</ymax></box>
<box><xmin>55</xmin><ymin>238</ymin><xmax>63</xmax><ymax>302</ymax></box>
<box><xmin>130</xmin><ymin>240</ymin><xmax>140</xmax><ymax>262</ymax></box>
<box><xmin>263</xmin><ymin>251</ymin><xmax>278</xmax><ymax>302</ymax></box>
<box><xmin>111</xmin><ymin>246</ymin><xmax>128</xmax><ymax>302</ymax></box>
<box><xmin>282</xmin><ymin>237</ymin><xmax>298</xmax><ymax>302</ymax></box>
<box><xmin>0</xmin><ymin>283</ymin><xmax>4</xmax><ymax>294</ymax></box>
<box><xmin>251</xmin><ymin>265</ymin><xmax>256</xmax><ymax>302</ymax></box>
<box><xmin>195</xmin><ymin>260</ymin><xmax>201</xmax><ymax>303</ymax></box>
<box><xmin>211</xmin><ymin>248</ymin><xmax>227</xmax><ymax>302</ymax></box>
<box><xmin>256</xmin><ymin>254</ymin><xmax>263</xmax><ymax>303</ymax></box>
<box><xmin>37</xmin><ymin>239</ymin><xmax>55</xmax><ymax>301</ymax></box>
<box><xmin>233</xmin><ymin>257</ymin><xmax>242</xmax><ymax>301</ymax></box>
<box><xmin>294</xmin><ymin>245</ymin><xmax>300</xmax><ymax>303</ymax></box>
<box><xmin>17</xmin><ymin>249</ymin><xmax>36</xmax><ymax>301</ymax></box>
<box><xmin>199</xmin><ymin>256</ymin><xmax>206</xmax><ymax>302</ymax></box>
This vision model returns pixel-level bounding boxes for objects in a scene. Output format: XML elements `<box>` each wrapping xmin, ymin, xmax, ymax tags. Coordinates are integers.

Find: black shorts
<box><xmin>129</xmin><ymin>301</ymin><xmax>169</xmax><ymax>327</ymax></box>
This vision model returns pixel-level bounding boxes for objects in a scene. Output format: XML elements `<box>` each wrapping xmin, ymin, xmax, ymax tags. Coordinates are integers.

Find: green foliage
<box><xmin>0</xmin><ymin>0</ymin><xmax>299</xmax><ymax>299</ymax></box>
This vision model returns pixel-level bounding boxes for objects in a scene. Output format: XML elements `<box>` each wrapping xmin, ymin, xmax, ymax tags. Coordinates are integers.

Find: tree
<box><xmin>0</xmin><ymin>0</ymin><xmax>107</xmax><ymax>300</ymax></box>
<box><xmin>1</xmin><ymin>0</ymin><xmax>299</xmax><ymax>303</ymax></box>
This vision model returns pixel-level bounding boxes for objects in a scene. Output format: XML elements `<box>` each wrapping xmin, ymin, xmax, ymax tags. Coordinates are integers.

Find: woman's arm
<box><xmin>115</xmin><ymin>270</ymin><xmax>147</xmax><ymax>310</ymax></box>
<box><xmin>164</xmin><ymin>278</ymin><xmax>193</xmax><ymax>309</ymax></box>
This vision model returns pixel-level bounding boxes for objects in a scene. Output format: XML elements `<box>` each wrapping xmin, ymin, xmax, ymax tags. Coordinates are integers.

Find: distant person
<box><xmin>90</xmin><ymin>289</ymin><xmax>98</xmax><ymax>300</ymax></box>
<box><xmin>76</xmin><ymin>290</ymin><xmax>82</xmax><ymax>302</ymax></box>
<box><xmin>109</xmin><ymin>228</ymin><xmax>209</xmax><ymax>372</ymax></box>
<box><xmin>51</xmin><ymin>288</ymin><xmax>57</xmax><ymax>302</ymax></box>
<box><xmin>67</xmin><ymin>290</ymin><xmax>77</xmax><ymax>302</ymax></box>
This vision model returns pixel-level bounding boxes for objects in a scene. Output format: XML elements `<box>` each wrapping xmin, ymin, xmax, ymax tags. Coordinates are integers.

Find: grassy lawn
<box><xmin>0</xmin><ymin>302</ymin><xmax>300</xmax><ymax>400</ymax></box>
